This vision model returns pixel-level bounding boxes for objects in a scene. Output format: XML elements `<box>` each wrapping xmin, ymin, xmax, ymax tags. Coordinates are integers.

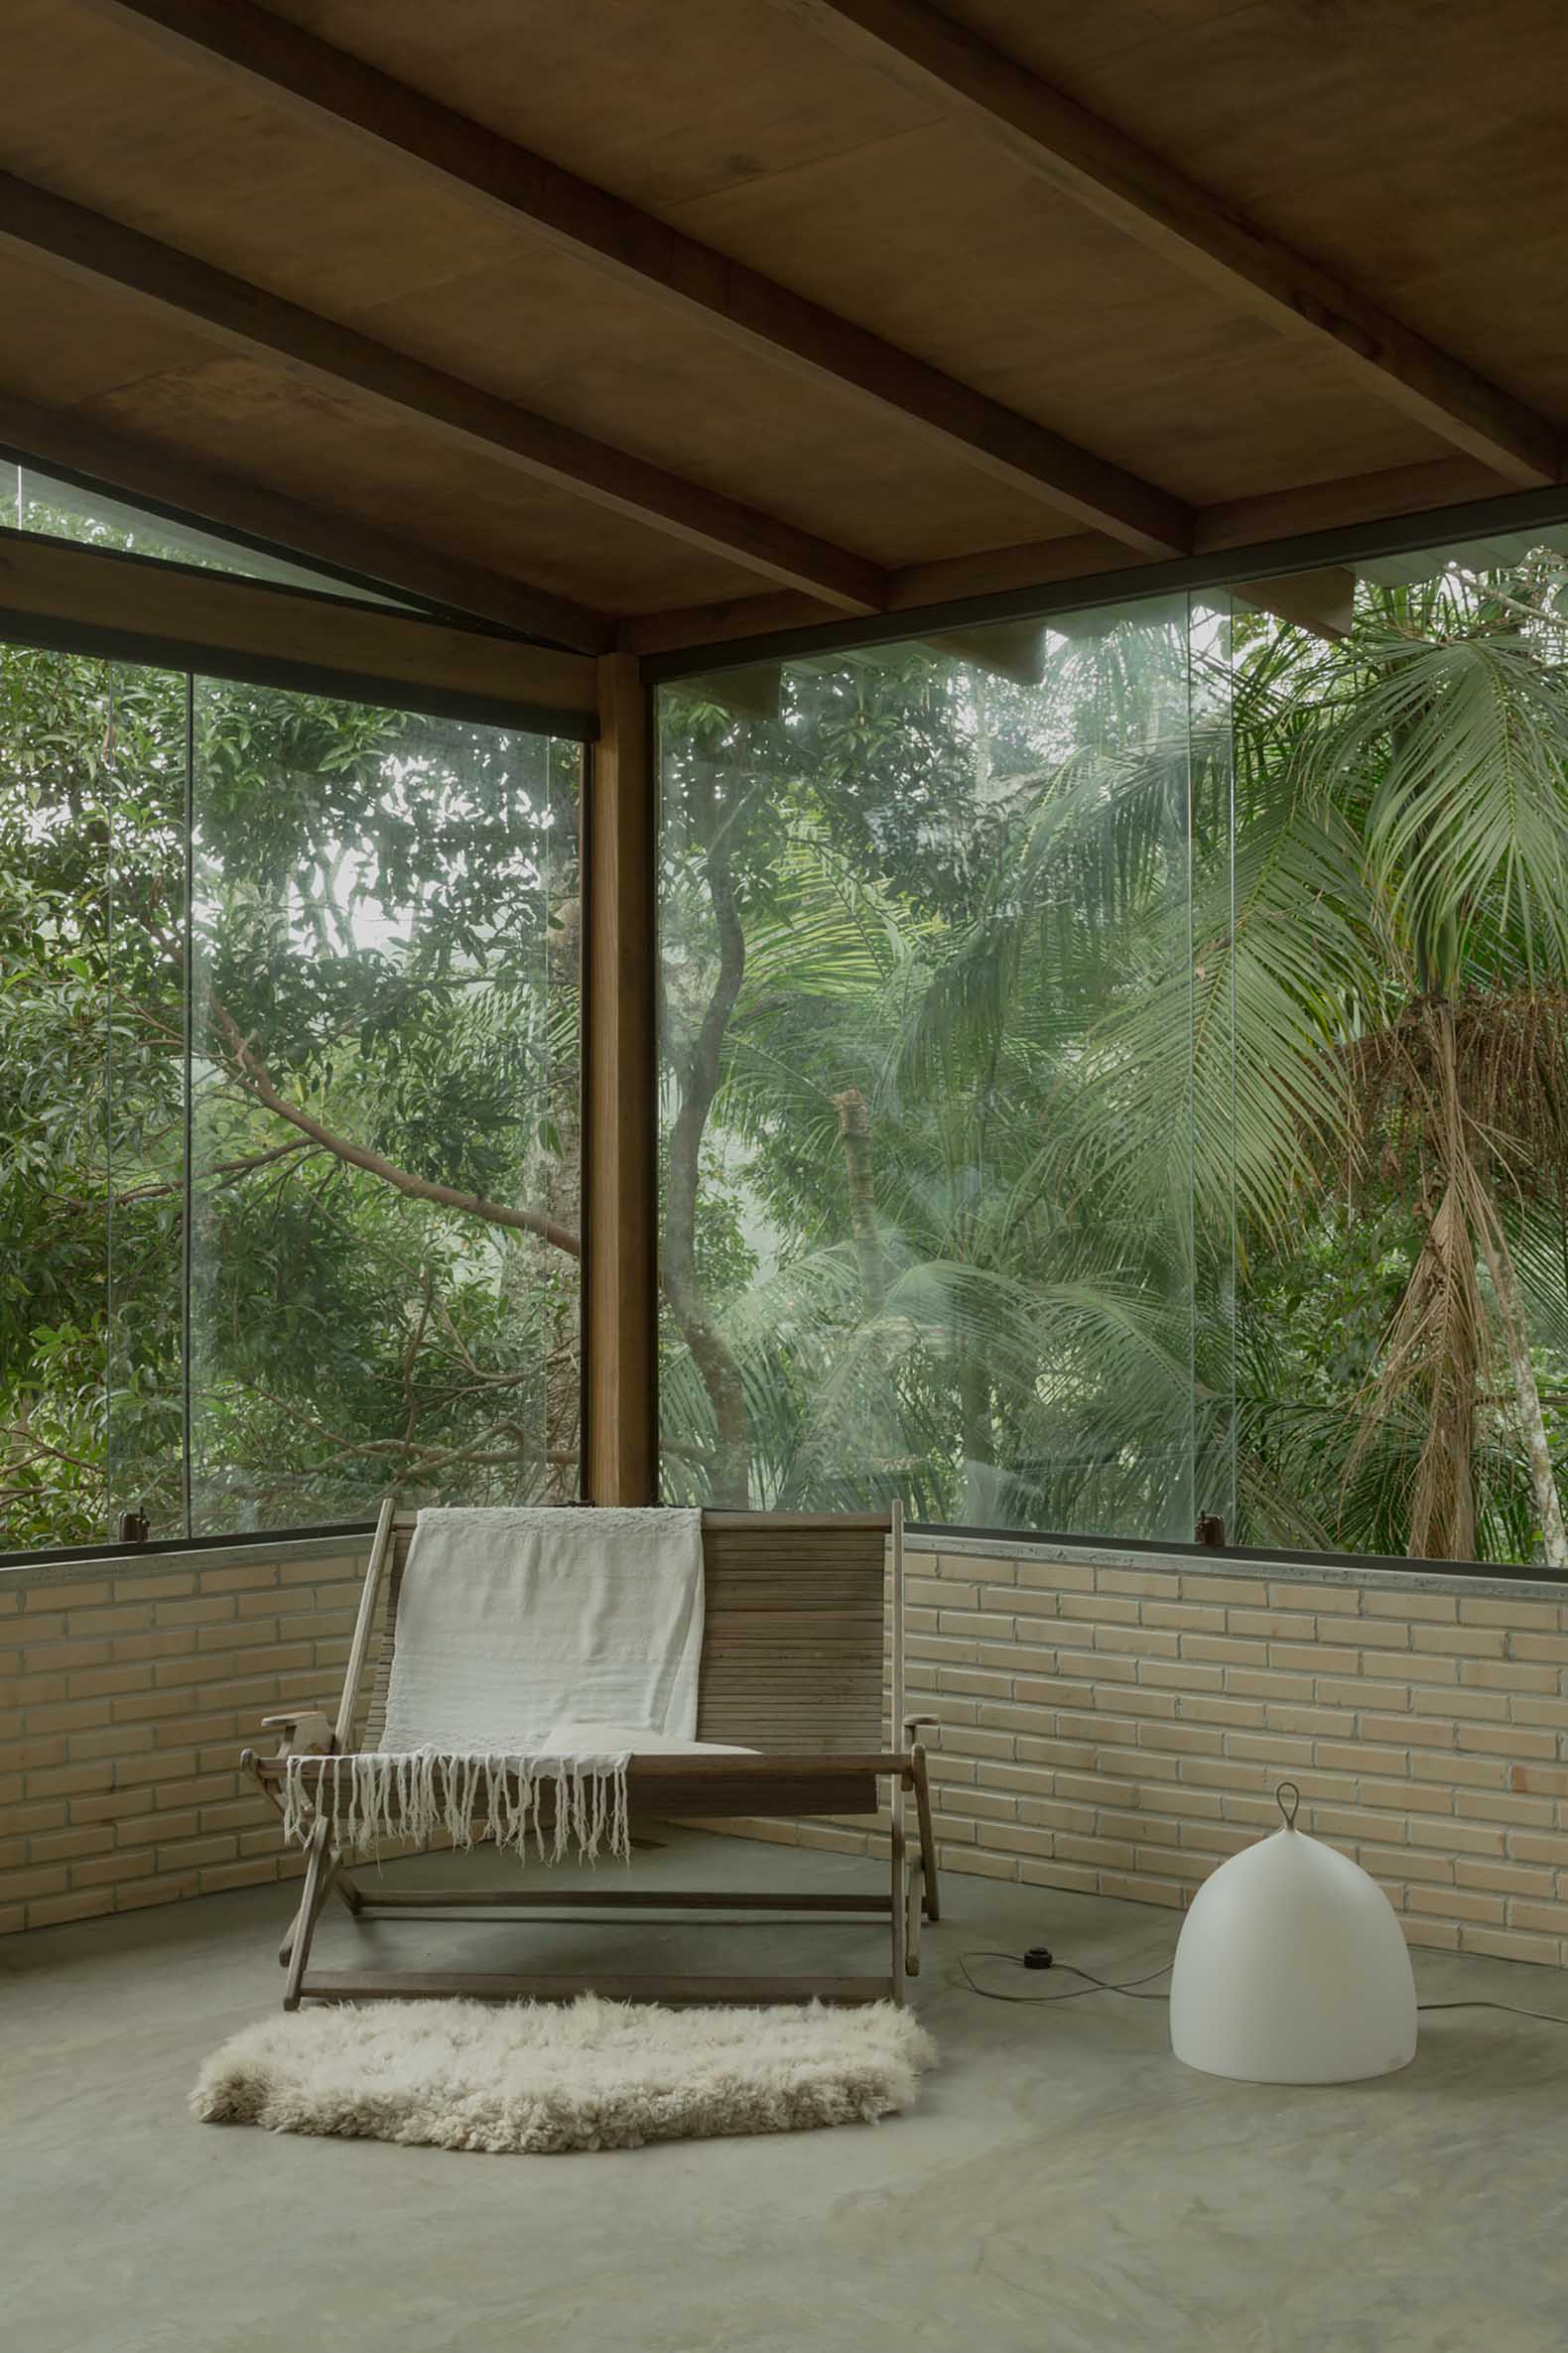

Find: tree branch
<box><xmin>206</xmin><ymin>996</ymin><xmax>580</xmax><ymax>1257</ymax></box>
<box><xmin>51</xmin><ymin>1137</ymin><xmax>317</xmax><ymax>1213</ymax></box>
<box><xmin>231</xmin><ymin>1381</ymin><xmax>574</xmax><ymax>1478</ymax></box>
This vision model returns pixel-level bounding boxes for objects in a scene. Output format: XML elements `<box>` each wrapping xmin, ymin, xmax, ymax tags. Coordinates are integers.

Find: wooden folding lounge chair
<box><xmin>244</xmin><ymin>1501</ymin><xmax>941</xmax><ymax>2010</ymax></box>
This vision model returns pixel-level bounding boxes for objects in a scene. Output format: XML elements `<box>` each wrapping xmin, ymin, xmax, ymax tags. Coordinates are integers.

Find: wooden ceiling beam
<box><xmin>1193</xmin><ymin>458</ymin><xmax>1506</xmax><ymax>553</ymax></box>
<box><xmin>0</xmin><ymin>173</ymin><xmax>886</xmax><ymax>615</ymax></box>
<box><xmin>0</xmin><ymin>528</ymin><xmax>599</xmax><ymax>727</ymax></box>
<box><xmin>80</xmin><ymin>0</ymin><xmax>1192</xmax><ymax>558</ymax></box>
<box><xmin>619</xmin><ymin>456</ymin><xmax>1541</xmax><ymax>659</ymax></box>
<box><xmin>779</xmin><ymin>0</ymin><xmax>1562</xmax><ymax>488</ymax></box>
<box><xmin>620</xmin><ymin>533</ymin><xmax>1129</xmax><ymax>654</ymax></box>
<box><xmin>0</xmin><ymin>388</ymin><xmax>613</xmax><ymax>652</ymax></box>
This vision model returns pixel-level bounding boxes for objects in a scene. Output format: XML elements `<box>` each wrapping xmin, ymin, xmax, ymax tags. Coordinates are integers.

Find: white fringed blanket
<box><xmin>282</xmin><ymin>1505</ymin><xmax>707</xmax><ymax>1867</ymax></box>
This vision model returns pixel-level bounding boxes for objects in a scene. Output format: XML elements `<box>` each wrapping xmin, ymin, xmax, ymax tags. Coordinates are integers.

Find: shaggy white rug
<box><xmin>191</xmin><ymin>1995</ymin><xmax>937</xmax><ymax>2155</ymax></box>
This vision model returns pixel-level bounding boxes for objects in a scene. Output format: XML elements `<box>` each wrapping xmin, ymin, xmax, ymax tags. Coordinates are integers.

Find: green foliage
<box><xmin>1</xmin><ymin>643</ymin><xmax>581</xmax><ymax>1545</ymax></box>
<box><xmin>12</xmin><ymin>539</ymin><xmax>1568</xmax><ymax>1568</ymax></box>
<box><xmin>658</xmin><ymin>559</ymin><xmax>1568</xmax><ymax>1564</ymax></box>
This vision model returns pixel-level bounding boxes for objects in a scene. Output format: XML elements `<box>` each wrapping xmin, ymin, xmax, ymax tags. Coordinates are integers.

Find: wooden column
<box><xmin>582</xmin><ymin>652</ymin><xmax>658</xmax><ymax>1502</ymax></box>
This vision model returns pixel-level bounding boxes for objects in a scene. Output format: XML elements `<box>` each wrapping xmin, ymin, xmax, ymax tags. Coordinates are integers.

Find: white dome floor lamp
<box><xmin>1170</xmin><ymin>1782</ymin><xmax>1418</xmax><ymax>2084</ymax></box>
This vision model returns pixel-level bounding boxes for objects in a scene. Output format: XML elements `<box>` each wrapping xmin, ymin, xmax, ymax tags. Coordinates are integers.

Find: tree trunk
<box><xmin>1415</xmin><ymin>1002</ymin><xmax>1479</xmax><ymax>1562</ymax></box>
<box><xmin>662</xmin><ymin>831</ymin><xmax>751</xmax><ymax>1507</ymax></box>
<box><xmin>833</xmin><ymin>1088</ymin><xmax>886</xmax><ymax>1315</ymax></box>
<box><xmin>973</xmin><ymin>672</ymin><xmax>992</xmax><ymax>801</ymax></box>
<box><xmin>959</xmin><ymin>1352</ymin><xmax>994</xmax><ymax>1523</ymax></box>
<box><xmin>539</xmin><ymin>1060</ymin><xmax>583</xmax><ymax>1506</ymax></box>
<box><xmin>1360</xmin><ymin>1002</ymin><xmax>1480</xmax><ymax>1565</ymax></box>
<box><xmin>1475</xmin><ymin>1210</ymin><xmax>1568</xmax><ymax>1569</ymax></box>
<box><xmin>1402</xmin><ymin>1179</ymin><xmax>1479</xmax><ymax>1564</ymax></box>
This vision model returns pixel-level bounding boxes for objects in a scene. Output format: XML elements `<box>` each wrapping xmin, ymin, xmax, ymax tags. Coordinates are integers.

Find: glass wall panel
<box><xmin>11</xmin><ymin>464</ymin><xmax>420</xmax><ymax>606</ymax></box>
<box><xmin>1189</xmin><ymin>594</ymin><xmax>1239</xmax><ymax>1544</ymax></box>
<box><xmin>1228</xmin><ymin>534</ymin><xmax>1568</xmax><ymax>1568</ymax></box>
<box><xmin>0</xmin><ymin>644</ymin><xmax>115</xmax><ymax>1548</ymax></box>
<box><xmin>0</xmin><ymin>605</ymin><xmax>579</xmax><ymax>1555</ymax></box>
<box><xmin>657</xmin><ymin>595</ymin><xmax>1202</xmax><ymax>1533</ymax></box>
<box><xmin>658</xmin><ymin>532</ymin><xmax>1568</xmax><ymax>1569</ymax></box>
<box><xmin>188</xmin><ymin>683</ymin><xmax>581</xmax><ymax>1531</ymax></box>
<box><xmin>104</xmin><ymin>665</ymin><xmax>190</xmax><ymax>1538</ymax></box>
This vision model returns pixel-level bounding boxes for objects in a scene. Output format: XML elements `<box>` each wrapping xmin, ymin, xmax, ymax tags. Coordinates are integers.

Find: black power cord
<box><xmin>957</xmin><ymin>1943</ymin><xmax>1568</xmax><ymax>2027</ymax></box>
<box><xmin>956</xmin><ymin>1946</ymin><xmax>1174</xmax><ymax>2004</ymax></box>
<box><xmin>1413</xmin><ymin>1999</ymin><xmax>1568</xmax><ymax>2026</ymax></box>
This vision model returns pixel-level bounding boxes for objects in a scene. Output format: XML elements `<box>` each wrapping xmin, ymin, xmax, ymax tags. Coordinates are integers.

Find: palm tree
<box><xmin>1279</xmin><ymin>568</ymin><xmax>1568</xmax><ymax>1563</ymax></box>
<box><xmin>1010</xmin><ymin>561</ymin><xmax>1568</xmax><ymax>1563</ymax></box>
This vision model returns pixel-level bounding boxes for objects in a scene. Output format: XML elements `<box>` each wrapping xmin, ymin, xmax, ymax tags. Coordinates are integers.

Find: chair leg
<box><xmin>279</xmin><ymin>1860</ymin><xmax>328</xmax><ymax>1966</ymax></box>
<box><xmin>911</xmin><ymin>1745</ymin><xmax>941</xmax><ymax>1921</ymax></box>
<box><xmin>906</xmin><ymin>1857</ymin><xmax>923</xmax><ymax>1979</ymax></box>
<box><xmin>278</xmin><ymin>1838</ymin><xmax>364</xmax><ymax>1963</ymax></box>
<box><xmin>280</xmin><ymin>1849</ymin><xmax>361</xmax><ymax>1962</ymax></box>
<box><xmin>251</xmin><ymin>1749</ymin><xmax>363</xmax><ymax>1953</ymax></box>
<box><xmin>889</xmin><ymin>1802</ymin><xmax>908</xmax><ymax>2007</ymax></box>
<box><xmin>282</xmin><ymin>1824</ymin><xmax>335</xmax><ymax>2010</ymax></box>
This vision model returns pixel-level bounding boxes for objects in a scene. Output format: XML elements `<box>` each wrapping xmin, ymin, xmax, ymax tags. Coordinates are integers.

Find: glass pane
<box><xmin>104</xmin><ymin>665</ymin><xmax>190</xmax><ymax>1540</ymax></box>
<box><xmin>657</xmin><ymin>594</ymin><xmax>1199</xmax><ymax>1535</ymax></box>
<box><xmin>15</xmin><ymin>467</ymin><xmax>420</xmax><ymax>608</ymax></box>
<box><xmin>1189</xmin><ymin>593</ymin><xmax>1238</xmax><ymax>1543</ymax></box>
<box><xmin>189</xmin><ymin>682</ymin><xmax>581</xmax><ymax>1531</ymax></box>
<box><xmin>1230</xmin><ymin>536</ymin><xmax>1568</xmax><ymax>1567</ymax></box>
<box><xmin>0</xmin><ymin>644</ymin><xmax>114</xmax><ymax>1548</ymax></box>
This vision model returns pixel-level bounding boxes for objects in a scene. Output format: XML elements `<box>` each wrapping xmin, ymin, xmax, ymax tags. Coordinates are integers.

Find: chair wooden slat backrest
<box><xmin>361</xmin><ymin>1508</ymin><xmax>892</xmax><ymax>1757</ymax></box>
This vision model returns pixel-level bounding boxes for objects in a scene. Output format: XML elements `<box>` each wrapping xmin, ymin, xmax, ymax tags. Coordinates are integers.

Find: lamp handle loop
<box><xmin>1275</xmin><ymin>1780</ymin><xmax>1301</xmax><ymax>1830</ymax></box>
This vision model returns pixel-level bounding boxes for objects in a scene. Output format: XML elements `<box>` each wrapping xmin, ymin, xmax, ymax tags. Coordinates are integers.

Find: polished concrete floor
<box><xmin>4</xmin><ymin>1830</ymin><xmax>1568</xmax><ymax>2353</ymax></box>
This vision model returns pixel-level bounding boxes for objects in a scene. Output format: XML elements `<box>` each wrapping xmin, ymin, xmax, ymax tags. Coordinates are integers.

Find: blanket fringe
<box><xmin>280</xmin><ymin>1751</ymin><xmax>631</xmax><ymax>1866</ymax></box>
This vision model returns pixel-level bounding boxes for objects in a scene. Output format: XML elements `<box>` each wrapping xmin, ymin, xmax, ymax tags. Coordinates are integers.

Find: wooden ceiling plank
<box><xmin>886</xmin><ymin>529</ymin><xmax>1122</xmax><ymax>610</ymax></box>
<box><xmin>923</xmin><ymin>617</ymin><xmax>1049</xmax><ymax>684</ymax></box>
<box><xmin>0</xmin><ymin>386</ymin><xmax>612</xmax><ymax>651</ymax></box>
<box><xmin>79</xmin><ymin>0</ymin><xmax>1192</xmax><ymax>557</ymax></box>
<box><xmin>0</xmin><ymin>172</ymin><xmax>885</xmax><ymax>614</ymax></box>
<box><xmin>778</xmin><ymin>0</ymin><xmax>1561</xmax><ymax>488</ymax></box>
<box><xmin>1233</xmin><ymin>568</ymin><xmax>1356</xmax><ymax>643</ymax></box>
<box><xmin>622</xmin><ymin>588</ymin><xmax>833</xmax><ymax>658</ymax></box>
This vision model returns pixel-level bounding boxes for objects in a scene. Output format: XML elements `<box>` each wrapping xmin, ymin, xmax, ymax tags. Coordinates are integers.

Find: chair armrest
<box><xmin>259</xmin><ymin>1710</ymin><xmax>336</xmax><ymax>1759</ymax></box>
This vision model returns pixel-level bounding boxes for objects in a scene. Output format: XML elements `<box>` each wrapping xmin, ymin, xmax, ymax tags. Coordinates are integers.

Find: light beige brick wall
<box><xmin>0</xmin><ymin>1536</ymin><xmax>371</xmax><ymax>1934</ymax></box>
<box><xmin>730</xmin><ymin>1539</ymin><xmax>1568</xmax><ymax>1972</ymax></box>
<box><xmin>12</xmin><ymin>1527</ymin><xmax>1568</xmax><ymax>1970</ymax></box>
